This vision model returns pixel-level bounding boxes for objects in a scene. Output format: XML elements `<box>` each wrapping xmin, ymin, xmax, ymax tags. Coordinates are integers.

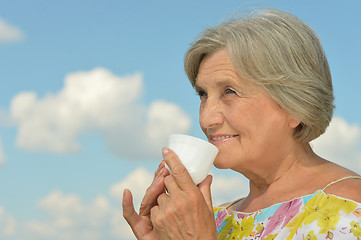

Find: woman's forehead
<box><xmin>196</xmin><ymin>51</ymin><xmax>235</xmax><ymax>81</ymax></box>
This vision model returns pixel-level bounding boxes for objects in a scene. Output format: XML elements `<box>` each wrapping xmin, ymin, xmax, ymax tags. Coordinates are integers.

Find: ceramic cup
<box><xmin>166</xmin><ymin>134</ymin><xmax>219</xmax><ymax>185</ymax></box>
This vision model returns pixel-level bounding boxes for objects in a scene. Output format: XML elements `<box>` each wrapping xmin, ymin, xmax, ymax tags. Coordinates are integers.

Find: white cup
<box><xmin>167</xmin><ymin>134</ymin><xmax>219</xmax><ymax>185</ymax></box>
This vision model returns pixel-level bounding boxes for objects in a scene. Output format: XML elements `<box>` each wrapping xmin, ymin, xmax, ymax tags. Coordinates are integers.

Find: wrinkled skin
<box><xmin>122</xmin><ymin>148</ymin><xmax>217</xmax><ymax>240</ymax></box>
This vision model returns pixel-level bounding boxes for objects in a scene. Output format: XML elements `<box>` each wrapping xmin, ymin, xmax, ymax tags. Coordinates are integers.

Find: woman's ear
<box><xmin>288</xmin><ymin>116</ymin><xmax>301</xmax><ymax>129</ymax></box>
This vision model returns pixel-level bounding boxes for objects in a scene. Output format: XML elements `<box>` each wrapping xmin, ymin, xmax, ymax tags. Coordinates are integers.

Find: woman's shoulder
<box><xmin>322</xmin><ymin>173</ymin><xmax>361</xmax><ymax>204</ymax></box>
<box><xmin>312</xmin><ymin>161</ymin><xmax>361</xmax><ymax>202</ymax></box>
<box><xmin>215</xmin><ymin>197</ymin><xmax>245</xmax><ymax>212</ymax></box>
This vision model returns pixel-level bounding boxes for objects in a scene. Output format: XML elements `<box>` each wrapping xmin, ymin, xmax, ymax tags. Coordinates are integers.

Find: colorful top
<box><xmin>214</xmin><ymin>176</ymin><xmax>361</xmax><ymax>240</ymax></box>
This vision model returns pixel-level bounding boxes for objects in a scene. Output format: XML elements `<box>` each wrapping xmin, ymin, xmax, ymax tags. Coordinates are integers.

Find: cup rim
<box><xmin>169</xmin><ymin>134</ymin><xmax>218</xmax><ymax>152</ymax></box>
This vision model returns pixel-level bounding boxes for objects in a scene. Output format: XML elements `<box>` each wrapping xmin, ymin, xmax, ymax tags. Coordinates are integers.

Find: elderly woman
<box><xmin>123</xmin><ymin>9</ymin><xmax>361</xmax><ymax>239</ymax></box>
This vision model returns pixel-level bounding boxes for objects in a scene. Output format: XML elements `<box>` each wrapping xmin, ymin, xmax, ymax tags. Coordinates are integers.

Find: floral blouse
<box><xmin>214</xmin><ymin>178</ymin><xmax>361</xmax><ymax>239</ymax></box>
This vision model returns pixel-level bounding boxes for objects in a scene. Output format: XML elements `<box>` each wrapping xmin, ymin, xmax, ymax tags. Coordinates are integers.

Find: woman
<box><xmin>123</xmin><ymin>8</ymin><xmax>361</xmax><ymax>239</ymax></box>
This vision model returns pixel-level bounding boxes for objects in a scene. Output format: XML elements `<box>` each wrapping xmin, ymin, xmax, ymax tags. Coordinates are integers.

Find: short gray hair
<box><xmin>184</xmin><ymin>8</ymin><xmax>334</xmax><ymax>142</ymax></box>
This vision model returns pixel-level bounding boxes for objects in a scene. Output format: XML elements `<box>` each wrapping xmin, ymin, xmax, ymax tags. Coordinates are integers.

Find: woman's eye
<box><xmin>196</xmin><ymin>90</ymin><xmax>207</xmax><ymax>98</ymax></box>
<box><xmin>225</xmin><ymin>88</ymin><xmax>237</xmax><ymax>95</ymax></box>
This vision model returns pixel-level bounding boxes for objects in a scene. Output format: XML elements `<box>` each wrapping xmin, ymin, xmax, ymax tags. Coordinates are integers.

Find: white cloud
<box><xmin>0</xmin><ymin>19</ymin><xmax>24</xmax><ymax>43</ymax></box>
<box><xmin>311</xmin><ymin>116</ymin><xmax>361</xmax><ymax>174</ymax></box>
<box><xmin>110</xmin><ymin>209</ymin><xmax>135</xmax><ymax>240</ymax></box>
<box><xmin>0</xmin><ymin>168</ymin><xmax>156</xmax><ymax>240</ymax></box>
<box><xmin>0</xmin><ymin>137</ymin><xmax>5</xmax><ymax>165</ymax></box>
<box><xmin>0</xmin><ymin>206</ymin><xmax>17</xmax><ymax>237</ymax></box>
<box><xmin>106</xmin><ymin>100</ymin><xmax>192</xmax><ymax>159</ymax></box>
<box><xmin>23</xmin><ymin>191</ymin><xmax>113</xmax><ymax>240</ymax></box>
<box><xmin>10</xmin><ymin>68</ymin><xmax>191</xmax><ymax>159</ymax></box>
<box><xmin>109</xmin><ymin>168</ymin><xmax>154</xmax><ymax>239</ymax></box>
<box><xmin>37</xmin><ymin>191</ymin><xmax>86</xmax><ymax>218</ymax></box>
<box><xmin>110</xmin><ymin>168</ymin><xmax>153</xmax><ymax>208</ymax></box>
<box><xmin>0</xmin><ymin>168</ymin><xmax>245</xmax><ymax>240</ymax></box>
<box><xmin>211</xmin><ymin>173</ymin><xmax>249</xmax><ymax>207</ymax></box>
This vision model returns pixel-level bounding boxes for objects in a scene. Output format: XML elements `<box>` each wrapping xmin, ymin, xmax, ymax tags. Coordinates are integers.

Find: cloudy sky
<box><xmin>0</xmin><ymin>0</ymin><xmax>360</xmax><ymax>239</ymax></box>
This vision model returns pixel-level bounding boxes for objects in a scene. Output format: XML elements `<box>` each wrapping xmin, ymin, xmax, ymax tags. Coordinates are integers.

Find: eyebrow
<box><xmin>194</xmin><ymin>77</ymin><xmax>241</xmax><ymax>90</ymax></box>
<box><xmin>193</xmin><ymin>84</ymin><xmax>204</xmax><ymax>95</ymax></box>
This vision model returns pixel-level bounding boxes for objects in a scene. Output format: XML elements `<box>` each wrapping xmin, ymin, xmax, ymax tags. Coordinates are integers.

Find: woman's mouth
<box><xmin>210</xmin><ymin>134</ymin><xmax>238</xmax><ymax>145</ymax></box>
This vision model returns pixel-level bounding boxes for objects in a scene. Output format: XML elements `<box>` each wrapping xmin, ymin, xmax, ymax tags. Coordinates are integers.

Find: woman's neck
<box><xmin>235</xmin><ymin>143</ymin><xmax>329</xmax><ymax>212</ymax></box>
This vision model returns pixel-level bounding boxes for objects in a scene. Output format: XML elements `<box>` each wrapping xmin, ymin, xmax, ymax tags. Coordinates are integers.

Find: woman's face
<box><xmin>195</xmin><ymin>49</ymin><xmax>299</xmax><ymax>174</ymax></box>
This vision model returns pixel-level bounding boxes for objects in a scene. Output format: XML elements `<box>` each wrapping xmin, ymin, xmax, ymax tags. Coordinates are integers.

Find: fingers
<box><xmin>162</xmin><ymin>147</ymin><xmax>195</xmax><ymax>191</ymax></box>
<box><xmin>151</xmin><ymin>177</ymin><xmax>216</xmax><ymax>240</ymax></box>
<box><xmin>123</xmin><ymin>189</ymin><xmax>160</xmax><ymax>240</ymax></box>
<box><xmin>198</xmin><ymin>175</ymin><xmax>214</xmax><ymax>211</ymax></box>
<box><xmin>122</xmin><ymin>189</ymin><xmax>139</xmax><ymax>227</ymax></box>
<box><xmin>139</xmin><ymin>167</ymin><xmax>167</xmax><ymax>216</ymax></box>
<box><xmin>150</xmin><ymin>205</ymin><xmax>168</xmax><ymax>239</ymax></box>
<box><xmin>164</xmin><ymin>175</ymin><xmax>178</xmax><ymax>196</ymax></box>
<box><xmin>151</xmin><ymin>193</ymin><xmax>184</xmax><ymax>239</ymax></box>
<box><xmin>153</xmin><ymin>161</ymin><xmax>166</xmax><ymax>181</ymax></box>
<box><xmin>156</xmin><ymin>192</ymin><xmax>171</xmax><ymax>206</ymax></box>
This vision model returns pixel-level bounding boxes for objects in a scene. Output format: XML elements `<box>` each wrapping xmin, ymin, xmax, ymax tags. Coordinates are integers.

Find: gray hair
<box><xmin>184</xmin><ymin>8</ymin><xmax>334</xmax><ymax>142</ymax></box>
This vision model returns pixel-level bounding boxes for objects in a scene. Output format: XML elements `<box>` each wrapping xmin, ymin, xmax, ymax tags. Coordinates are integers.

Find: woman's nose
<box><xmin>199</xmin><ymin>98</ymin><xmax>224</xmax><ymax>129</ymax></box>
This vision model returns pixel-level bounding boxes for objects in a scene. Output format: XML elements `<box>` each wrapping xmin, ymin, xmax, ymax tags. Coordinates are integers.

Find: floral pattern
<box><xmin>214</xmin><ymin>191</ymin><xmax>361</xmax><ymax>239</ymax></box>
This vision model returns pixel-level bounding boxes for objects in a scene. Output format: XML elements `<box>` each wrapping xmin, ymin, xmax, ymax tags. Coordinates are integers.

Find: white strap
<box><xmin>322</xmin><ymin>175</ymin><xmax>361</xmax><ymax>191</ymax></box>
<box><xmin>225</xmin><ymin>197</ymin><xmax>244</xmax><ymax>209</ymax></box>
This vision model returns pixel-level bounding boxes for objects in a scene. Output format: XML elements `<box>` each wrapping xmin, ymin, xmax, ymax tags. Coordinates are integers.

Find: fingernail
<box><xmin>162</xmin><ymin>147</ymin><xmax>169</xmax><ymax>155</ymax></box>
<box><xmin>157</xmin><ymin>168</ymin><xmax>164</xmax><ymax>178</ymax></box>
<box><xmin>157</xmin><ymin>175</ymin><xmax>163</xmax><ymax>183</ymax></box>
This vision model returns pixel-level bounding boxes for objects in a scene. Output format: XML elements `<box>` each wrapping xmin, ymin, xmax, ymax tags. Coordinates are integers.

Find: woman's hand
<box><xmin>122</xmin><ymin>161</ymin><xmax>168</xmax><ymax>240</ymax></box>
<box><xmin>150</xmin><ymin>148</ymin><xmax>217</xmax><ymax>240</ymax></box>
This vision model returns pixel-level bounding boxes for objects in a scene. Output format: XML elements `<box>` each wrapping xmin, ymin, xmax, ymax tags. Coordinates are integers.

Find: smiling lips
<box><xmin>210</xmin><ymin>134</ymin><xmax>238</xmax><ymax>145</ymax></box>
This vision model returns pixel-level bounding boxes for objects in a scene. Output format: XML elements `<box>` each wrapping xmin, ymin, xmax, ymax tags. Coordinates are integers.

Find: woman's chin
<box><xmin>213</xmin><ymin>158</ymin><xmax>230</xmax><ymax>169</ymax></box>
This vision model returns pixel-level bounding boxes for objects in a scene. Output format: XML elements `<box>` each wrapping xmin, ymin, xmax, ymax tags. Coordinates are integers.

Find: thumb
<box><xmin>198</xmin><ymin>175</ymin><xmax>213</xmax><ymax>211</ymax></box>
<box><xmin>122</xmin><ymin>189</ymin><xmax>140</xmax><ymax>227</ymax></box>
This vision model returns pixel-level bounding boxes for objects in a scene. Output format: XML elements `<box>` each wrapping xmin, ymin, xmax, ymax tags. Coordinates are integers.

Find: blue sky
<box><xmin>0</xmin><ymin>0</ymin><xmax>360</xmax><ymax>239</ymax></box>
